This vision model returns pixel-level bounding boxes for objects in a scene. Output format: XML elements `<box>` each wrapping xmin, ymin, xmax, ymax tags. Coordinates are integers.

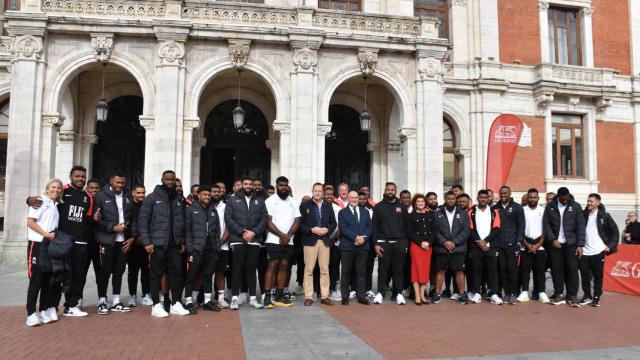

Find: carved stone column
<box><xmin>191</xmin><ymin>137</ymin><xmax>207</xmax><ymax>185</ymax></box>
<box><xmin>182</xmin><ymin>117</ymin><xmax>200</xmax><ymax>188</ymax></box>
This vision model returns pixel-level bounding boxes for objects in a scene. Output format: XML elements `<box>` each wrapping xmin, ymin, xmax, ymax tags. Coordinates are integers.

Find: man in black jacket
<box><xmin>126</xmin><ymin>184</ymin><xmax>151</xmax><ymax>307</ymax></box>
<box><xmin>184</xmin><ymin>186</ymin><xmax>221</xmax><ymax>313</ymax></box>
<box><xmin>623</xmin><ymin>212</ymin><xmax>640</xmax><ymax>244</ymax></box>
<box><xmin>225</xmin><ymin>177</ymin><xmax>268</xmax><ymax>310</ymax></box>
<box><xmin>543</xmin><ymin>187</ymin><xmax>586</xmax><ymax>306</ymax></box>
<box><xmin>578</xmin><ymin>193</ymin><xmax>619</xmax><ymax>307</ymax></box>
<box><xmin>93</xmin><ymin>173</ymin><xmax>134</xmax><ymax>315</ymax></box>
<box><xmin>432</xmin><ymin>191</ymin><xmax>470</xmax><ymax>304</ymax></box>
<box><xmin>138</xmin><ymin>170</ymin><xmax>189</xmax><ymax>318</ymax></box>
<box><xmin>372</xmin><ymin>182</ymin><xmax>411</xmax><ymax>305</ymax></box>
<box><xmin>492</xmin><ymin>186</ymin><xmax>526</xmax><ymax>305</ymax></box>
<box><xmin>468</xmin><ymin>190</ymin><xmax>502</xmax><ymax>304</ymax></box>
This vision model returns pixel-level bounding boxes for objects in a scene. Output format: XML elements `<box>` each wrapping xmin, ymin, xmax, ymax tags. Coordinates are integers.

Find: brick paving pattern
<box><xmin>323</xmin><ymin>293</ymin><xmax>640</xmax><ymax>359</ymax></box>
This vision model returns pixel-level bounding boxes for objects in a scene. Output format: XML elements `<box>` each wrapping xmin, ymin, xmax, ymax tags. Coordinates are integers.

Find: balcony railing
<box><xmin>534</xmin><ymin>63</ymin><xmax>616</xmax><ymax>88</ymax></box>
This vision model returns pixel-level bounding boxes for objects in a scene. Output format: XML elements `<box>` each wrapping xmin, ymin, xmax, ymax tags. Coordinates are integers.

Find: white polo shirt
<box><xmin>214</xmin><ymin>201</ymin><xmax>228</xmax><ymax>251</ymax></box>
<box><xmin>475</xmin><ymin>206</ymin><xmax>492</xmax><ymax>241</ymax></box>
<box><xmin>27</xmin><ymin>197</ymin><xmax>60</xmax><ymax>242</ymax></box>
<box><xmin>584</xmin><ymin>212</ymin><xmax>607</xmax><ymax>256</ymax></box>
<box><xmin>524</xmin><ymin>204</ymin><xmax>545</xmax><ymax>250</ymax></box>
<box><xmin>265</xmin><ymin>195</ymin><xmax>301</xmax><ymax>246</ymax></box>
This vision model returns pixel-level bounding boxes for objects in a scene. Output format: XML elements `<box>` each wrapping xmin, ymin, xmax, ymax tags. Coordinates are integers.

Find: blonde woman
<box><xmin>25</xmin><ymin>178</ymin><xmax>63</xmax><ymax>327</ymax></box>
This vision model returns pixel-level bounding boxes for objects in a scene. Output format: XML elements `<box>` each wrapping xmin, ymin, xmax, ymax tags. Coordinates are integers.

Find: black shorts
<box><xmin>435</xmin><ymin>253</ymin><xmax>466</xmax><ymax>271</ymax></box>
<box><xmin>265</xmin><ymin>243</ymin><xmax>293</xmax><ymax>262</ymax></box>
<box><xmin>215</xmin><ymin>250</ymin><xmax>230</xmax><ymax>273</ymax></box>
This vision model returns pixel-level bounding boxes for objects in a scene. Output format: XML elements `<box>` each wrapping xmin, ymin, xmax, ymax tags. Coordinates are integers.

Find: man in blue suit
<box><xmin>338</xmin><ymin>191</ymin><xmax>373</xmax><ymax>305</ymax></box>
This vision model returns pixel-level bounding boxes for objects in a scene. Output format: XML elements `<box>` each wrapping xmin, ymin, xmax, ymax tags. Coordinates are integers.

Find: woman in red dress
<box><xmin>408</xmin><ymin>194</ymin><xmax>435</xmax><ymax>305</ymax></box>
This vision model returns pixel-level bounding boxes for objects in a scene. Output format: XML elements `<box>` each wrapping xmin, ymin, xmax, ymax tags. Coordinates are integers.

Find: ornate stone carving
<box><xmin>450</xmin><ymin>0</ymin><xmax>468</xmax><ymax>6</ymax></box>
<box><xmin>42</xmin><ymin>1</ymin><xmax>166</xmax><ymax>18</ymax></box>
<box><xmin>228</xmin><ymin>39</ymin><xmax>250</xmax><ymax>69</ymax></box>
<box><xmin>158</xmin><ymin>40</ymin><xmax>185</xmax><ymax>65</ymax></box>
<box><xmin>272</xmin><ymin>121</ymin><xmax>291</xmax><ymax>134</ymax></box>
<box><xmin>538</xmin><ymin>1</ymin><xmax>549</xmax><ymax>10</ymax></box>
<box><xmin>418</xmin><ymin>57</ymin><xmax>443</xmax><ymax>81</ymax></box>
<box><xmin>58</xmin><ymin>131</ymin><xmax>76</xmax><ymax>142</ymax></box>
<box><xmin>42</xmin><ymin>113</ymin><xmax>65</xmax><ymax>127</ymax></box>
<box><xmin>595</xmin><ymin>97</ymin><xmax>613</xmax><ymax>117</ymax></box>
<box><xmin>579</xmin><ymin>7</ymin><xmax>593</xmax><ymax>17</ymax></box>
<box><xmin>567</xmin><ymin>96</ymin><xmax>580</xmax><ymax>111</ymax></box>
<box><xmin>14</xmin><ymin>35</ymin><xmax>43</xmax><ymax>60</ymax></box>
<box><xmin>86</xmin><ymin>135</ymin><xmax>99</xmax><ymax>145</ymax></box>
<box><xmin>183</xmin><ymin>117</ymin><xmax>200</xmax><ymax>130</ymax></box>
<box><xmin>386</xmin><ymin>142</ymin><xmax>402</xmax><ymax>152</ymax></box>
<box><xmin>292</xmin><ymin>45</ymin><xmax>318</xmax><ymax>73</ymax></box>
<box><xmin>312</xmin><ymin>11</ymin><xmax>420</xmax><ymax>36</ymax></box>
<box><xmin>183</xmin><ymin>4</ymin><xmax>297</xmax><ymax>26</ymax></box>
<box><xmin>317</xmin><ymin>123</ymin><xmax>333</xmax><ymax>136</ymax></box>
<box><xmin>139</xmin><ymin>115</ymin><xmax>155</xmax><ymax>129</ymax></box>
<box><xmin>535</xmin><ymin>93</ymin><xmax>554</xmax><ymax>117</ymax></box>
<box><xmin>0</xmin><ymin>37</ymin><xmax>14</xmax><ymax>56</ymax></box>
<box><xmin>91</xmin><ymin>33</ymin><xmax>113</xmax><ymax>65</ymax></box>
<box><xmin>357</xmin><ymin>48</ymin><xmax>378</xmax><ymax>77</ymax></box>
<box><xmin>397</xmin><ymin>127</ymin><xmax>417</xmax><ymax>140</ymax></box>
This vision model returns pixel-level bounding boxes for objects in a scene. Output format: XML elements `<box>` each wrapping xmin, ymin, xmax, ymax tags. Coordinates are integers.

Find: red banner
<box><xmin>485</xmin><ymin>114</ymin><xmax>524</xmax><ymax>192</ymax></box>
<box><xmin>603</xmin><ymin>244</ymin><xmax>640</xmax><ymax>296</ymax></box>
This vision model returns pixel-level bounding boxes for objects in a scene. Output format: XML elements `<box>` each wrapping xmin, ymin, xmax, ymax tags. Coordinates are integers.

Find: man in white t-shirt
<box><xmin>263</xmin><ymin>176</ymin><xmax>301</xmax><ymax>308</ymax></box>
<box><xmin>518</xmin><ymin>188</ymin><xmax>549</xmax><ymax>304</ymax></box>
<box><xmin>211</xmin><ymin>184</ymin><xmax>231</xmax><ymax>308</ymax></box>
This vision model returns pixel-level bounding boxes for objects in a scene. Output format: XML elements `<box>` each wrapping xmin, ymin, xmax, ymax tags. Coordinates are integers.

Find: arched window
<box><xmin>319</xmin><ymin>0</ymin><xmax>362</xmax><ymax>11</ymax></box>
<box><xmin>443</xmin><ymin>119</ymin><xmax>461</xmax><ymax>190</ymax></box>
<box><xmin>415</xmin><ymin>0</ymin><xmax>448</xmax><ymax>38</ymax></box>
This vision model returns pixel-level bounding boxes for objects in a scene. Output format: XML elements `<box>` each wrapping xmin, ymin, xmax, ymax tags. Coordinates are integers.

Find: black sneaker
<box><xmin>111</xmin><ymin>303</ymin><xmax>132</xmax><ymax>312</ymax></box>
<box><xmin>203</xmin><ymin>301</ymin><xmax>221</xmax><ymax>312</ymax></box>
<box><xmin>275</xmin><ymin>294</ymin><xmax>293</xmax><ymax>308</ymax></box>
<box><xmin>184</xmin><ymin>302</ymin><xmax>197</xmax><ymax>315</ymax></box>
<box><xmin>263</xmin><ymin>293</ymin><xmax>274</xmax><ymax>309</ymax></box>
<box><xmin>197</xmin><ymin>292</ymin><xmax>205</xmax><ymax>306</ymax></box>
<box><xmin>591</xmin><ymin>297</ymin><xmax>600</xmax><ymax>307</ymax></box>
<box><xmin>550</xmin><ymin>293</ymin><xmax>566</xmax><ymax>305</ymax></box>
<box><xmin>97</xmin><ymin>303</ymin><xmax>110</xmax><ymax>315</ymax></box>
<box><xmin>431</xmin><ymin>293</ymin><xmax>441</xmax><ymax>304</ymax></box>
<box><xmin>531</xmin><ymin>292</ymin><xmax>540</xmax><ymax>301</ymax></box>
<box><xmin>391</xmin><ymin>294</ymin><xmax>397</xmax><ymax>302</ymax></box>
<box><xmin>577</xmin><ymin>296</ymin><xmax>593</xmax><ymax>306</ymax></box>
<box><xmin>442</xmin><ymin>288</ymin><xmax>452</xmax><ymax>299</ymax></box>
<box><xmin>458</xmin><ymin>293</ymin><xmax>470</xmax><ymax>305</ymax></box>
<box><xmin>567</xmin><ymin>296</ymin><xmax>580</xmax><ymax>307</ymax></box>
<box><xmin>163</xmin><ymin>297</ymin><xmax>171</xmax><ymax>313</ymax></box>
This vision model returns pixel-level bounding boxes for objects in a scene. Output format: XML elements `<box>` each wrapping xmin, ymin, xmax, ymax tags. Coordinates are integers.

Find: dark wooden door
<box><xmin>92</xmin><ymin>96</ymin><xmax>145</xmax><ymax>186</ymax></box>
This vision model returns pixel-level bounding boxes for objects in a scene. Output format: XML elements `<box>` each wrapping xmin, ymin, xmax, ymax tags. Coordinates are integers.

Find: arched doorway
<box><xmin>325</xmin><ymin>104</ymin><xmax>370</xmax><ymax>189</ymax></box>
<box><xmin>443</xmin><ymin>118</ymin><xmax>462</xmax><ymax>190</ymax></box>
<box><xmin>92</xmin><ymin>95</ymin><xmax>145</xmax><ymax>185</ymax></box>
<box><xmin>200</xmin><ymin>100</ymin><xmax>270</xmax><ymax>189</ymax></box>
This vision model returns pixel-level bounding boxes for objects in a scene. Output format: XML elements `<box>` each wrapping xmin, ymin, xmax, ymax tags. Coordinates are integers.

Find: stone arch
<box><xmin>0</xmin><ymin>79</ymin><xmax>10</xmax><ymax>102</ymax></box>
<box><xmin>43</xmin><ymin>48</ymin><xmax>155</xmax><ymax>119</ymax></box>
<box><xmin>80</xmin><ymin>81</ymin><xmax>144</xmax><ymax>136</ymax></box>
<box><xmin>442</xmin><ymin>98</ymin><xmax>469</xmax><ymax>149</ymax></box>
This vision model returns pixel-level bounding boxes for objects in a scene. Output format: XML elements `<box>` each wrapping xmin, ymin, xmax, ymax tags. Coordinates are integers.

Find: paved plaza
<box><xmin>1</xmin><ymin>264</ymin><xmax>639</xmax><ymax>360</ymax></box>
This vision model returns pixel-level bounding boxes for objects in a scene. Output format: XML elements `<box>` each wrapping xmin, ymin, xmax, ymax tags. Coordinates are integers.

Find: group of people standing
<box><xmin>24</xmin><ymin>166</ymin><xmax>621</xmax><ymax>327</ymax></box>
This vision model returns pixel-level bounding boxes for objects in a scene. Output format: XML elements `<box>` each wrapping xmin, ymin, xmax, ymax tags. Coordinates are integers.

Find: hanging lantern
<box><xmin>96</xmin><ymin>63</ymin><xmax>108</xmax><ymax>122</ymax></box>
<box><xmin>233</xmin><ymin>70</ymin><xmax>245</xmax><ymax>129</ymax></box>
<box><xmin>360</xmin><ymin>76</ymin><xmax>370</xmax><ymax>131</ymax></box>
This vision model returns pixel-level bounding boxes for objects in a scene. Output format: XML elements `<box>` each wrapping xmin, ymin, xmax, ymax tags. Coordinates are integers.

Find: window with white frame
<box><xmin>547</xmin><ymin>7</ymin><xmax>582</xmax><ymax>65</ymax></box>
<box><xmin>551</xmin><ymin>114</ymin><xmax>584</xmax><ymax>178</ymax></box>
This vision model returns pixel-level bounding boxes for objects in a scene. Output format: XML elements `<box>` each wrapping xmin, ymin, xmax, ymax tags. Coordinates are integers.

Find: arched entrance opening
<box><xmin>92</xmin><ymin>95</ymin><xmax>145</xmax><ymax>185</ymax></box>
<box><xmin>200</xmin><ymin>99</ymin><xmax>270</xmax><ymax>188</ymax></box>
<box><xmin>443</xmin><ymin>118</ymin><xmax>462</xmax><ymax>190</ymax></box>
<box><xmin>325</xmin><ymin>104</ymin><xmax>370</xmax><ymax>189</ymax></box>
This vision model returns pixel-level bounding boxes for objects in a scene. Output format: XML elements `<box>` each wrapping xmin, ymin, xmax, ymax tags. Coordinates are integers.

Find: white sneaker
<box><xmin>237</xmin><ymin>293</ymin><xmax>248</xmax><ymax>305</ymax></box>
<box><xmin>230</xmin><ymin>297</ymin><xmax>239</xmax><ymax>310</ymax></box>
<box><xmin>366</xmin><ymin>290</ymin><xmax>376</xmax><ymax>300</ymax></box>
<box><xmin>329</xmin><ymin>291</ymin><xmax>342</xmax><ymax>301</ymax></box>
<box><xmin>249</xmin><ymin>297</ymin><xmax>264</xmax><ymax>309</ymax></box>
<box><xmin>396</xmin><ymin>294</ymin><xmax>406</xmax><ymax>305</ymax></box>
<box><xmin>127</xmin><ymin>296</ymin><xmax>137</xmax><ymax>308</ymax></box>
<box><xmin>26</xmin><ymin>313</ymin><xmax>41</xmax><ymax>327</ymax></box>
<box><xmin>490</xmin><ymin>294</ymin><xmax>504</xmax><ymax>305</ymax></box>
<box><xmin>45</xmin><ymin>307</ymin><xmax>59</xmax><ymax>322</ymax></box>
<box><xmin>151</xmin><ymin>303</ymin><xmax>169</xmax><ymax>318</ymax></box>
<box><xmin>63</xmin><ymin>306</ymin><xmax>88</xmax><ymax>317</ymax></box>
<box><xmin>170</xmin><ymin>302</ymin><xmax>190</xmax><ymax>316</ymax></box>
<box><xmin>349</xmin><ymin>291</ymin><xmax>357</xmax><ymax>300</ymax></box>
<box><xmin>517</xmin><ymin>291</ymin><xmax>530</xmax><ymax>302</ymax></box>
<box><xmin>218</xmin><ymin>297</ymin><xmax>230</xmax><ymax>309</ymax></box>
<box><xmin>38</xmin><ymin>311</ymin><xmax>52</xmax><ymax>324</ymax></box>
<box><xmin>538</xmin><ymin>292</ymin><xmax>550</xmax><ymax>304</ymax></box>
<box><xmin>373</xmin><ymin>293</ymin><xmax>383</xmax><ymax>304</ymax></box>
<box><xmin>470</xmin><ymin>293</ymin><xmax>482</xmax><ymax>304</ymax></box>
<box><xmin>141</xmin><ymin>294</ymin><xmax>153</xmax><ymax>306</ymax></box>
<box><xmin>450</xmin><ymin>293</ymin><xmax>460</xmax><ymax>301</ymax></box>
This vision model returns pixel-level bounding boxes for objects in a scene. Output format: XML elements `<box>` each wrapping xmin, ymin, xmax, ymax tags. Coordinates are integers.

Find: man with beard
<box><xmin>225</xmin><ymin>177</ymin><xmax>268</xmax><ymax>310</ymax></box>
<box><xmin>211</xmin><ymin>184</ymin><xmax>231</xmax><ymax>308</ymax></box>
<box><xmin>426</xmin><ymin>192</ymin><xmax>440</xmax><ymax>297</ymax></box>
<box><xmin>126</xmin><ymin>184</ymin><xmax>152</xmax><ymax>307</ymax></box>
<box><xmin>372</xmin><ymin>182</ymin><xmax>411</xmax><ymax>305</ymax></box>
<box><xmin>138</xmin><ymin>170</ymin><xmax>189</xmax><ymax>317</ymax></box>
<box><xmin>263</xmin><ymin>176</ymin><xmax>301</xmax><ymax>308</ymax></box>
<box><xmin>518</xmin><ymin>188</ymin><xmax>549</xmax><ymax>304</ymax></box>
<box><xmin>358</xmin><ymin>185</ymin><xmax>376</xmax><ymax>209</ymax></box>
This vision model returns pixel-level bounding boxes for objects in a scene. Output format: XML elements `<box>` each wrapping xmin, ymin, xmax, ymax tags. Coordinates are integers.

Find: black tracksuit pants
<box><xmin>149</xmin><ymin>245</ymin><xmax>184</xmax><ymax>304</ymax></box>
<box><xmin>497</xmin><ymin>243</ymin><xmax>520</xmax><ymax>297</ymax></box>
<box><xmin>377</xmin><ymin>240</ymin><xmax>408</xmax><ymax>297</ymax></box>
<box><xmin>470</xmin><ymin>247</ymin><xmax>499</xmax><ymax>295</ymax></box>
<box><xmin>365</xmin><ymin>247</ymin><xmax>376</xmax><ymax>292</ymax></box>
<box><xmin>231</xmin><ymin>244</ymin><xmax>260</xmax><ymax>297</ymax></box>
<box><xmin>549</xmin><ymin>244</ymin><xmax>579</xmax><ymax>297</ymax></box>
<box><xmin>257</xmin><ymin>246</ymin><xmax>268</xmax><ymax>293</ymax></box>
<box><xmin>329</xmin><ymin>245</ymin><xmax>340</xmax><ymax>292</ymax></box>
<box><xmin>185</xmin><ymin>249</ymin><xmax>218</xmax><ymax>295</ymax></box>
<box><xmin>26</xmin><ymin>241</ymin><xmax>59</xmax><ymax>315</ymax></box>
<box><xmin>340</xmin><ymin>249</ymin><xmax>368</xmax><ymax>300</ymax></box>
<box><xmin>579</xmin><ymin>251</ymin><xmax>605</xmax><ymax>298</ymax></box>
<box><xmin>127</xmin><ymin>244</ymin><xmax>150</xmax><ymax>296</ymax></box>
<box><xmin>97</xmin><ymin>242</ymin><xmax>127</xmax><ymax>298</ymax></box>
<box><xmin>64</xmin><ymin>243</ymin><xmax>87</xmax><ymax>308</ymax></box>
<box><xmin>519</xmin><ymin>249</ymin><xmax>547</xmax><ymax>294</ymax></box>
<box><xmin>82</xmin><ymin>236</ymin><xmax>100</xmax><ymax>296</ymax></box>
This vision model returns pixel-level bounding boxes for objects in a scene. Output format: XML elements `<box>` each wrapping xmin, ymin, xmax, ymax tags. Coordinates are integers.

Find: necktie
<box><xmin>353</xmin><ymin>207</ymin><xmax>359</xmax><ymax>224</ymax></box>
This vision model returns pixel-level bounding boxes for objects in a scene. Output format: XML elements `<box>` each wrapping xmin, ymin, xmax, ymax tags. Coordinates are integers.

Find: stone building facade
<box><xmin>0</xmin><ymin>0</ymin><xmax>638</xmax><ymax>263</ymax></box>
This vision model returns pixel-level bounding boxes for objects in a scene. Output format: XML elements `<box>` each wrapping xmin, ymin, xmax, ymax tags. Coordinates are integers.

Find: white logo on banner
<box><xmin>611</xmin><ymin>261</ymin><xmax>632</xmax><ymax>278</ymax></box>
<box><xmin>494</xmin><ymin>125</ymin><xmax>518</xmax><ymax>143</ymax></box>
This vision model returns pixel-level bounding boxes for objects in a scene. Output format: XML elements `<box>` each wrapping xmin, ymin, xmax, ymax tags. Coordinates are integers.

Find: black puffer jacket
<box><xmin>93</xmin><ymin>185</ymin><xmax>133</xmax><ymax>246</ymax></box>
<box><xmin>583</xmin><ymin>204</ymin><xmax>620</xmax><ymax>254</ymax></box>
<box><xmin>225</xmin><ymin>191</ymin><xmax>268</xmax><ymax>245</ymax></box>
<box><xmin>138</xmin><ymin>185</ymin><xmax>186</xmax><ymax>247</ymax></box>
<box><xmin>543</xmin><ymin>196</ymin><xmax>586</xmax><ymax>246</ymax></box>
<box><xmin>185</xmin><ymin>200</ymin><xmax>221</xmax><ymax>254</ymax></box>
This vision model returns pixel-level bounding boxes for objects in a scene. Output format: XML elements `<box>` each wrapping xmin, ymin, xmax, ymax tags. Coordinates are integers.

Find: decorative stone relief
<box><xmin>86</xmin><ymin>135</ymin><xmax>99</xmax><ymax>145</ymax></box>
<box><xmin>272</xmin><ymin>121</ymin><xmax>291</xmax><ymax>134</ymax></box>
<box><xmin>228</xmin><ymin>39</ymin><xmax>251</xmax><ymax>69</ymax></box>
<box><xmin>0</xmin><ymin>37</ymin><xmax>14</xmax><ymax>56</ymax></box>
<box><xmin>386</xmin><ymin>142</ymin><xmax>402</xmax><ymax>152</ymax></box>
<box><xmin>450</xmin><ymin>0</ymin><xmax>468</xmax><ymax>6</ymax></box>
<box><xmin>158</xmin><ymin>40</ymin><xmax>185</xmax><ymax>65</ymax></box>
<box><xmin>58</xmin><ymin>131</ymin><xmax>76</xmax><ymax>142</ymax></box>
<box><xmin>14</xmin><ymin>35</ymin><xmax>43</xmax><ymax>60</ymax></box>
<box><xmin>418</xmin><ymin>57</ymin><xmax>443</xmax><ymax>81</ymax></box>
<box><xmin>595</xmin><ymin>97</ymin><xmax>612</xmax><ymax>117</ymax></box>
<box><xmin>183</xmin><ymin>118</ymin><xmax>200</xmax><ymax>130</ymax></box>
<box><xmin>535</xmin><ymin>93</ymin><xmax>554</xmax><ymax>117</ymax></box>
<box><xmin>139</xmin><ymin>115</ymin><xmax>155</xmax><ymax>129</ymax></box>
<box><xmin>42</xmin><ymin>113</ymin><xmax>65</xmax><ymax>127</ymax></box>
<box><xmin>538</xmin><ymin>1</ymin><xmax>549</xmax><ymax>10</ymax></box>
<box><xmin>183</xmin><ymin>5</ymin><xmax>297</xmax><ymax>26</ymax></box>
<box><xmin>579</xmin><ymin>7</ymin><xmax>593</xmax><ymax>17</ymax></box>
<box><xmin>567</xmin><ymin>96</ymin><xmax>580</xmax><ymax>111</ymax></box>
<box><xmin>312</xmin><ymin>12</ymin><xmax>420</xmax><ymax>36</ymax></box>
<box><xmin>292</xmin><ymin>45</ymin><xmax>318</xmax><ymax>73</ymax></box>
<box><xmin>357</xmin><ymin>48</ymin><xmax>378</xmax><ymax>77</ymax></box>
<box><xmin>317</xmin><ymin>123</ymin><xmax>333</xmax><ymax>136</ymax></box>
<box><xmin>91</xmin><ymin>33</ymin><xmax>113</xmax><ymax>65</ymax></box>
<box><xmin>42</xmin><ymin>1</ymin><xmax>166</xmax><ymax>18</ymax></box>
<box><xmin>397</xmin><ymin>127</ymin><xmax>417</xmax><ymax>141</ymax></box>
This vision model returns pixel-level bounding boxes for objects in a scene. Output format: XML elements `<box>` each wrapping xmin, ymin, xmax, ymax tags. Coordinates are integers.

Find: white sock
<box><xmin>192</xmin><ymin>291</ymin><xmax>199</xmax><ymax>300</ymax></box>
<box><xmin>99</xmin><ymin>297</ymin><xmax>107</xmax><ymax>305</ymax></box>
<box><xmin>250</xmin><ymin>296</ymin><xmax>256</xmax><ymax>302</ymax></box>
<box><xmin>232</xmin><ymin>296</ymin><xmax>238</xmax><ymax>301</ymax></box>
<box><xmin>217</xmin><ymin>290</ymin><xmax>224</xmax><ymax>300</ymax></box>
<box><xmin>205</xmin><ymin>293</ymin><xmax>212</xmax><ymax>303</ymax></box>
<box><xmin>186</xmin><ymin>297</ymin><xmax>192</xmax><ymax>304</ymax></box>
<box><xmin>112</xmin><ymin>294</ymin><xmax>120</xmax><ymax>305</ymax></box>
